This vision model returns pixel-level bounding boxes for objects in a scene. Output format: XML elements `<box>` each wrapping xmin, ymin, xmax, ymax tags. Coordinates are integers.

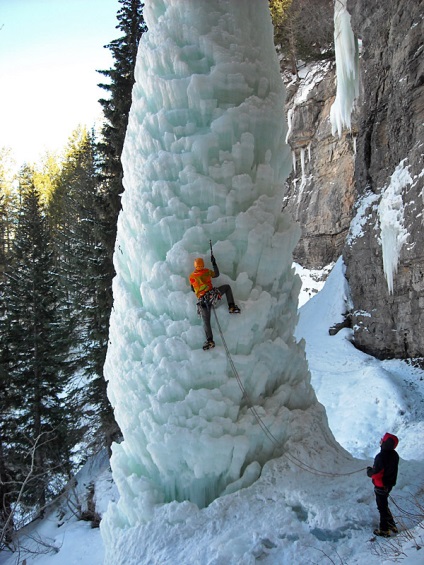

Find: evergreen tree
<box><xmin>269</xmin><ymin>0</ymin><xmax>334</xmax><ymax>75</ymax></box>
<box><xmin>0</xmin><ymin>148</ymin><xmax>17</xmax><ymax>277</ymax></box>
<box><xmin>50</xmin><ymin>128</ymin><xmax>119</xmax><ymax>454</ymax></box>
<box><xmin>0</xmin><ymin>149</ymin><xmax>17</xmax><ymax>543</ymax></box>
<box><xmin>2</xmin><ymin>167</ymin><xmax>71</xmax><ymax>519</ymax></box>
<box><xmin>0</xmin><ymin>308</ymin><xmax>15</xmax><ymax>546</ymax></box>
<box><xmin>83</xmin><ymin>0</ymin><xmax>147</xmax><ymax>452</ymax></box>
<box><xmin>33</xmin><ymin>152</ymin><xmax>62</xmax><ymax>206</ymax></box>
<box><xmin>97</xmin><ymin>0</ymin><xmax>147</xmax><ymax>255</ymax></box>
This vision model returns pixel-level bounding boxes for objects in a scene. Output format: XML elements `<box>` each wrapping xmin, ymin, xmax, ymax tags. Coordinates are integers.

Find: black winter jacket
<box><xmin>367</xmin><ymin>435</ymin><xmax>399</xmax><ymax>489</ymax></box>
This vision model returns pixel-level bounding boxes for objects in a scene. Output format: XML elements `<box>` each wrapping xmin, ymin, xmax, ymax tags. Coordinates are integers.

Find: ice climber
<box><xmin>189</xmin><ymin>254</ymin><xmax>240</xmax><ymax>350</ymax></box>
<box><xmin>367</xmin><ymin>432</ymin><xmax>400</xmax><ymax>537</ymax></box>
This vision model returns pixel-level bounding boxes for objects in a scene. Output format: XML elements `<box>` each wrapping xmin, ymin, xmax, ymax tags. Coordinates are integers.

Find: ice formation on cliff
<box><xmin>330</xmin><ymin>0</ymin><xmax>359</xmax><ymax>137</ymax></box>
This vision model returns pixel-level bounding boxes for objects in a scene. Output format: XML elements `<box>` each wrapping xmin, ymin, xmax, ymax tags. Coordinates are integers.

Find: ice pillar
<box><xmin>330</xmin><ymin>0</ymin><xmax>359</xmax><ymax>137</ymax></box>
<box><xmin>103</xmin><ymin>0</ymin><xmax>317</xmax><ymax>529</ymax></box>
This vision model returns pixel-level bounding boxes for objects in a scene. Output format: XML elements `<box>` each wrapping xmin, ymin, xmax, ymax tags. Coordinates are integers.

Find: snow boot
<box><xmin>373</xmin><ymin>529</ymin><xmax>390</xmax><ymax>538</ymax></box>
<box><xmin>228</xmin><ymin>303</ymin><xmax>240</xmax><ymax>314</ymax></box>
<box><xmin>388</xmin><ymin>524</ymin><xmax>399</xmax><ymax>534</ymax></box>
<box><xmin>203</xmin><ymin>339</ymin><xmax>215</xmax><ymax>351</ymax></box>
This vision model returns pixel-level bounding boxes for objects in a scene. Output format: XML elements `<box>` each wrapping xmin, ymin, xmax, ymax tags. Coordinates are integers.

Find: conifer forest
<box><xmin>0</xmin><ymin>0</ymin><xmax>147</xmax><ymax>543</ymax></box>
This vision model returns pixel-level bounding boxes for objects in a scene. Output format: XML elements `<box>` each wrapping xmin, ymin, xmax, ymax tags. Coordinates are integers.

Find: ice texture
<box><xmin>378</xmin><ymin>160</ymin><xmax>412</xmax><ymax>294</ymax></box>
<box><xmin>103</xmin><ymin>0</ymin><xmax>322</xmax><ymax>531</ymax></box>
<box><xmin>330</xmin><ymin>0</ymin><xmax>359</xmax><ymax>137</ymax></box>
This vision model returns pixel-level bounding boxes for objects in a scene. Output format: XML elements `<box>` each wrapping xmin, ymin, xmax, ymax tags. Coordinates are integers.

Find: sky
<box><xmin>0</xmin><ymin>0</ymin><xmax>120</xmax><ymax>166</ymax></box>
<box><xmin>1</xmin><ymin>260</ymin><xmax>423</xmax><ymax>565</ymax></box>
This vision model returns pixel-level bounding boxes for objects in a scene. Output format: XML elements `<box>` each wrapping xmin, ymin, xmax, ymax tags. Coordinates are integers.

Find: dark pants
<box><xmin>375</xmin><ymin>487</ymin><xmax>396</xmax><ymax>531</ymax></box>
<box><xmin>199</xmin><ymin>284</ymin><xmax>234</xmax><ymax>341</ymax></box>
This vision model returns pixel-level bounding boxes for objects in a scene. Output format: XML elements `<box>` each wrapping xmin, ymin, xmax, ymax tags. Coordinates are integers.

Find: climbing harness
<box><xmin>196</xmin><ymin>288</ymin><xmax>222</xmax><ymax>316</ymax></box>
<box><xmin>211</xmin><ymin>306</ymin><xmax>367</xmax><ymax>478</ymax></box>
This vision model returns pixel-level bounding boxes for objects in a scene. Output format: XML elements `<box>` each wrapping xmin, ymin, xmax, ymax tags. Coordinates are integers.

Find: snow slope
<box><xmin>2</xmin><ymin>259</ymin><xmax>423</xmax><ymax>565</ymax></box>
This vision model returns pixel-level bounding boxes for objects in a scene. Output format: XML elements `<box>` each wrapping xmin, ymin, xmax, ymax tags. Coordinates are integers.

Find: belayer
<box><xmin>189</xmin><ymin>247</ymin><xmax>240</xmax><ymax>351</ymax></box>
<box><xmin>367</xmin><ymin>432</ymin><xmax>399</xmax><ymax>537</ymax></box>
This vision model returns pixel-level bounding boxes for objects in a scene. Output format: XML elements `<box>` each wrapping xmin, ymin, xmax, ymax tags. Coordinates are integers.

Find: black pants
<box><xmin>375</xmin><ymin>487</ymin><xmax>396</xmax><ymax>531</ymax></box>
<box><xmin>199</xmin><ymin>284</ymin><xmax>234</xmax><ymax>341</ymax></box>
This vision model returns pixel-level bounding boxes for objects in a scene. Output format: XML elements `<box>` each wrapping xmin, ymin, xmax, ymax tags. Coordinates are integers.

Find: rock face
<box><xmin>343</xmin><ymin>0</ymin><xmax>424</xmax><ymax>358</ymax></box>
<box><xmin>283</xmin><ymin>63</ymin><xmax>357</xmax><ymax>269</ymax></box>
<box><xmin>283</xmin><ymin>1</ymin><xmax>424</xmax><ymax>359</ymax></box>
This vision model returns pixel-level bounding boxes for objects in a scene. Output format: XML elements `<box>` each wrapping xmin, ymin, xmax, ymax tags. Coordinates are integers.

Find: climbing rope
<box><xmin>211</xmin><ymin>306</ymin><xmax>367</xmax><ymax>478</ymax></box>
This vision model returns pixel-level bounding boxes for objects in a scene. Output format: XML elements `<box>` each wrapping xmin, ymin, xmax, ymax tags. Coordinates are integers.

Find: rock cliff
<box><xmin>285</xmin><ymin>1</ymin><xmax>423</xmax><ymax>359</ymax></box>
<box><xmin>283</xmin><ymin>63</ymin><xmax>357</xmax><ymax>269</ymax></box>
<box><xmin>344</xmin><ymin>0</ymin><xmax>424</xmax><ymax>358</ymax></box>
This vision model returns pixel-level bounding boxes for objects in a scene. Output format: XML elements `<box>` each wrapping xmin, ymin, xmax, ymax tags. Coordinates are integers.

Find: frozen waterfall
<box><xmin>102</xmin><ymin>0</ymin><xmax>325</xmax><ymax>537</ymax></box>
<box><xmin>330</xmin><ymin>0</ymin><xmax>359</xmax><ymax>138</ymax></box>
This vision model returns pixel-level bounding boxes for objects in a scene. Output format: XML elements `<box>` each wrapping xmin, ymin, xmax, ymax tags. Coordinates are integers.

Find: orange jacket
<box><xmin>189</xmin><ymin>268</ymin><xmax>215</xmax><ymax>298</ymax></box>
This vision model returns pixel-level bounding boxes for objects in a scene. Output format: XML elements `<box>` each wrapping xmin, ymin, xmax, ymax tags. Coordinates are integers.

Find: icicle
<box><xmin>330</xmin><ymin>0</ymin><xmax>359</xmax><ymax>137</ymax></box>
<box><xmin>300</xmin><ymin>147</ymin><xmax>306</xmax><ymax>183</ymax></box>
<box><xmin>297</xmin><ymin>147</ymin><xmax>307</xmax><ymax>203</ymax></box>
<box><xmin>378</xmin><ymin>160</ymin><xmax>412</xmax><ymax>294</ymax></box>
<box><xmin>286</xmin><ymin>108</ymin><xmax>293</xmax><ymax>144</ymax></box>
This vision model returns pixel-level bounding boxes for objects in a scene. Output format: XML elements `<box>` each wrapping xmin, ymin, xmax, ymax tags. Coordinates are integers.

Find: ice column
<box><xmin>378</xmin><ymin>160</ymin><xmax>412</xmax><ymax>294</ymax></box>
<box><xmin>103</xmin><ymin>0</ymin><xmax>318</xmax><ymax>529</ymax></box>
<box><xmin>330</xmin><ymin>0</ymin><xmax>359</xmax><ymax>137</ymax></box>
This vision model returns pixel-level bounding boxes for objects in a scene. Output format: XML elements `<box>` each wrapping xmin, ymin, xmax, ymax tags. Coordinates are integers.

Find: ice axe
<box><xmin>209</xmin><ymin>240</ymin><xmax>216</xmax><ymax>264</ymax></box>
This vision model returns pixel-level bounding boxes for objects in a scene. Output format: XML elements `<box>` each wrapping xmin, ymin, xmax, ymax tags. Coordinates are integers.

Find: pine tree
<box><xmin>97</xmin><ymin>0</ymin><xmax>147</xmax><ymax>255</ymax></box>
<box><xmin>269</xmin><ymin>0</ymin><xmax>334</xmax><ymax>75</ymax></box>
<box><xmin>0</xmin><ymin>148</ymin><xmax>17</xmax><ymax>277</ymax></box>
<box><xmin>0</xmin><ymin>149</ymin><xmax>18</xmax><ymax>543</ymax></box>
<box><xmin>33</xmin><ymin>152</ymin><xmax>62</xmax><ymax>206</ymax></box>
<box><xmin>85</xmin><ymin>0</ymin><xmax>147</xmax><ymax>452</ymax></box>
<box><xmin>50</xmin><ymin>128</ymin><xmax>119</xmax><ymax>454</ymax></box>
<box><xmin>2</xmin><ymin>167</ymin><xmax>71</xmax><ymax>519</ymax></box>
<box><xmin>0</xmin><ymin>311</ymin><xmax>15</xmax><ymax>546</ymax></box>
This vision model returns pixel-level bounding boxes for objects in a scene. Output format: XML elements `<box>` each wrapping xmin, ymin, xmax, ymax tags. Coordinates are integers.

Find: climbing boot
<box><xmin>388</xmin><ymin>524</ymin><xmax>399</xmax><ymax>534</ymax></box>
<box><xmin>373</xmin><ymin>529</ymin><xmax>390</xmax><ymax>538</ymax></box>
<box><xmin>203</xmin><ymin>339</ymin><xmax>215</xmax><ymax>351</ymax></box>
<box><xmin>228</xmin><ymin>303</ymin><xmax>240</xmax><ymax>314</ymax></box>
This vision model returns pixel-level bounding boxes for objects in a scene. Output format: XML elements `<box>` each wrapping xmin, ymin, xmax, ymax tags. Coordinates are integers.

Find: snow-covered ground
<box><xmin>2</xmin><ymin>258</ymin><xmax>423</xmax><ymax>565</ymax></box>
